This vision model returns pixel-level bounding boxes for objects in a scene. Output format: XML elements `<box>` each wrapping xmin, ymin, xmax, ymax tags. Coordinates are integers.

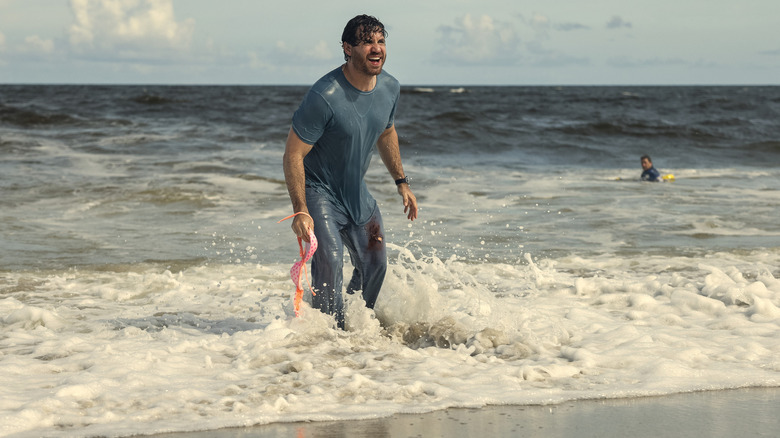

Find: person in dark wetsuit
<box><xmin>640</xmin><ymin>155</ymin><xmax>662</xmax><ymax>182</ymax></box>
<box><xmin>282</xmin><ymin>15</ymin><xmax>418</xmax><ymax>329</ymax></box>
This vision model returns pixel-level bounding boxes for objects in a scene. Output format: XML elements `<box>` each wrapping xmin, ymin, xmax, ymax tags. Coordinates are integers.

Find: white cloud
<box><xmin>530</xmin><ymin>14</ymin><xmax>550</xmax><ymax>31</ymax></box>
<box><xmin>0</xmin><ymin>31</ymin><xmax>5</xmax><ymax>51</ymax></box>
<box><xmin>520</xmin><ymin>13</ymin><xmax>591</xmax><ymax>36</ymax></box>
<box><xmin>20</xmin><ymin>35</ymin><xmax>55</xmax><ymax>54</ymax></box>
<box><xmin>307</xmin><ymin>41</ymin><xmax>335</xmax><ymax>61</ymax></box>
<box><xmin>67</xmin><ymin>0</ymin><xmax>194</xmax><ymax>60</ymax></box>
<box><xmin>271</xmin><ymin>40</ymin><xmax>335</xmax><ymax>64</ymax></box>
<box><xmin>436</xmin><ymin>14</ymin><xmax>522</xmax><ymax>65</ymax></box>
<box><xmin>555</xmin><ymin>22</ymin><xmax>589</xmax><ymax>31</ymax></box>
<box><xmin>606</xmin><ymin>16</ymin><xmax>632</xmax><ymax>29</ymax></box>
<box><xmin>434</xmin><ymin>13</ymin><xmax>594</xmax><ymax>68</ymax></box>
<box><xmin>248</xmin><ymin>51</ymin><xmax>269</xmax><ymax>70</ymax></box>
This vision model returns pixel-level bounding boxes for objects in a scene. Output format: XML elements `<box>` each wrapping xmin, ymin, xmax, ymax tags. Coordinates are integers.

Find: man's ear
<box><xmin>342</xmin><ymin>42</ymin><xmax>352</xmax><ymax>59</ymax></box>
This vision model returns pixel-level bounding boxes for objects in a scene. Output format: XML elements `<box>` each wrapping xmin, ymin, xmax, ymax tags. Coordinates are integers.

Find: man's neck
<box><xmin>342</xmin><ymin>63</ymin><xmax>377</xmax><ymax>92</ymax></box>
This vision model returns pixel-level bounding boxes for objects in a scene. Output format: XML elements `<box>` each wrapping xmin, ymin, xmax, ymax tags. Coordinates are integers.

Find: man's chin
<box><xmin>361</xmin><ymin>65</ymin><xmax>383</xmax><ymax>76</ymax></box>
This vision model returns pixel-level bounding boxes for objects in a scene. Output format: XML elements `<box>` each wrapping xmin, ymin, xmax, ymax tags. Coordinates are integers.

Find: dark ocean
<box><xmin>1</xmin><ymin>85</ymin><xmax>779</xmax><ymax>437</ymax></box>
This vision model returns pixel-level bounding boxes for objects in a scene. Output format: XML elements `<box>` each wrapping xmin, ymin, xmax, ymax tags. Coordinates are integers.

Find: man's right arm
<box><xmin>282</xmin><ymin>127</ymin><xmax>315</xmax><ymax>241</ymax></box>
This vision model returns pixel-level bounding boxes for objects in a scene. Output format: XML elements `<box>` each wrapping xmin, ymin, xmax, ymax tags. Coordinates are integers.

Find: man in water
<box><xmin>640</xmin><ymin>155</ymin><xmax>661</xmax><ymax>182</ymax></box>
<box><xmin>282</xmin><ymin>15</ymin><xmax>418</xmax><ymax>329</ymax></box>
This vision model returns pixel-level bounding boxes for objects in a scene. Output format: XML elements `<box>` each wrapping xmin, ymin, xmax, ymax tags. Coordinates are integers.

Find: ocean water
<box><xmin>1</xmin><ymin>84</ymin><xmax>779</xmax><ymax>437</ymax></box>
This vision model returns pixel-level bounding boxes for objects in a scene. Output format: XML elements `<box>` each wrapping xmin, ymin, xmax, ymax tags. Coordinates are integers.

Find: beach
<box><xmin>148</xmin><ymin>388</ymin><xmax>779</xmax><ymax>438</ymax></box>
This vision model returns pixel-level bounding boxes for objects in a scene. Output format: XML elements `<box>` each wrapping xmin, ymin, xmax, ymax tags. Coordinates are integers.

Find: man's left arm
<box><xmin>376</xmin><ymin>125</ymin><xmax>418</xmax><ymax>221</ymax></box>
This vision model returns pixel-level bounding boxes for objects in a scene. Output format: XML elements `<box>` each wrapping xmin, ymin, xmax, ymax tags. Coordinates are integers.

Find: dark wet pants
<box><xmin>306</xmin><ymin>188</ymin><xmax>387</xmax><ymax>329</ymax></box>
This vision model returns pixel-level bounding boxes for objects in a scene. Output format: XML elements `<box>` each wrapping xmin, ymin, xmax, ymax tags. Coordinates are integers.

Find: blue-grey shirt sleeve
<box><xmin>386</xmin><ymin>93</ymin><xmax>398</xmax><ymax>130</ymax></box>
<box><xmin>292</xmin><ymin>91</ymin><xmax>332</xmax><ymax>145</ymax></box>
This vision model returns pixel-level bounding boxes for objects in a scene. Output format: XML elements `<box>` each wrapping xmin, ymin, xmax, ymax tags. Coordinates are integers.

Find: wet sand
<box><xmin>146</xmin><ymin>387</ymin><xmax>779</xmax><ymax>438</ymax></box>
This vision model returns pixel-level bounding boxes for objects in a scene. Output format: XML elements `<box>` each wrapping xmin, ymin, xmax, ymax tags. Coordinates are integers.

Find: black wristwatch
<box><xmin>395</xmin><ymin>176</ymin><xmax>410</xmax><ymax>186</ymax></box>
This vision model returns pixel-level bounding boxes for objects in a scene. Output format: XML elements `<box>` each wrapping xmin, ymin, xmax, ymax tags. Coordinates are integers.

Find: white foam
<box><xmin>1</xmin><ymin>245</ymin><xmax>778</xmax><ymax>437</ymax></box>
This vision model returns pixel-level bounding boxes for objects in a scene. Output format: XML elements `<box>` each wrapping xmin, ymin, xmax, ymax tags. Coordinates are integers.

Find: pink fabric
<box><xmin>290</xmin><ymin>228</ymin><xmax>318</xmax><ymax>291</ymax></box>
<box><xmin>277</xmin><ymin>212</ymin><xmax>318</xmax><ymax>317</ymax></box>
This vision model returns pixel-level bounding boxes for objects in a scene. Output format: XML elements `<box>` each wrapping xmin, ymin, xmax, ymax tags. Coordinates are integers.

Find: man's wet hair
<box><xmin>641</xmin><ymin>155</ymin><xmax>652</xmax><ymax>163</ymax></box>
<box><xmin>341</xmin><ymin>15</ymin><xmax>387</xmax><ymax>61</ymax></box>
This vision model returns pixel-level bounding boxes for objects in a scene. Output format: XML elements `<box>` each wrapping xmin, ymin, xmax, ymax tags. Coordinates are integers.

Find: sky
<box><xmin>0</xmin><ymin>0</ymin><xmax>779</xmax><ymax>86</ymax></box>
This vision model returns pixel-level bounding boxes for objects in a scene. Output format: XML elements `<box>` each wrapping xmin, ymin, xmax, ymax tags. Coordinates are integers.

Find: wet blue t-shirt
<box><xmin>292</xmin><ymin>67</ymin><xmax>400</xmax><ymax>225</ymax></box>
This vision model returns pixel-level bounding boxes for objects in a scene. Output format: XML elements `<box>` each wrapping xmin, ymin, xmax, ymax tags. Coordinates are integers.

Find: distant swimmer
<box><xmin>640</xmin><ymin>155</ymin><xmax>660</xmax><ymax>181</ymax></box>
<box><xmin>640</xmin><ymin>154</ymin><xmax>674</xmax><ymax>182</ymax></box>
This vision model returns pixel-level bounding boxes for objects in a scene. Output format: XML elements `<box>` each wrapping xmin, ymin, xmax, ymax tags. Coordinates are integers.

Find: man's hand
<box><xmin>376</xmin><ymin>125</ymin><xmax>418</xmax><ymax>221</ymax></box>
<box><xmin>398</xmin><ymin>184</ymin><xmax>418</xmax><ymax>221</ymax></box>
<box><xmin>291</xmin><ymin>213</ymin><xmax>314</xmax><ymax>242</ymax></box>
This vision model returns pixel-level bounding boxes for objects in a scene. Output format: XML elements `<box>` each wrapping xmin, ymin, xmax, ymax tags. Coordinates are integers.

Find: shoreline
<box><xmin>146</xmin><ymin>387</ymin><xmax>779</xmax><ymax>438</ymax></box>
